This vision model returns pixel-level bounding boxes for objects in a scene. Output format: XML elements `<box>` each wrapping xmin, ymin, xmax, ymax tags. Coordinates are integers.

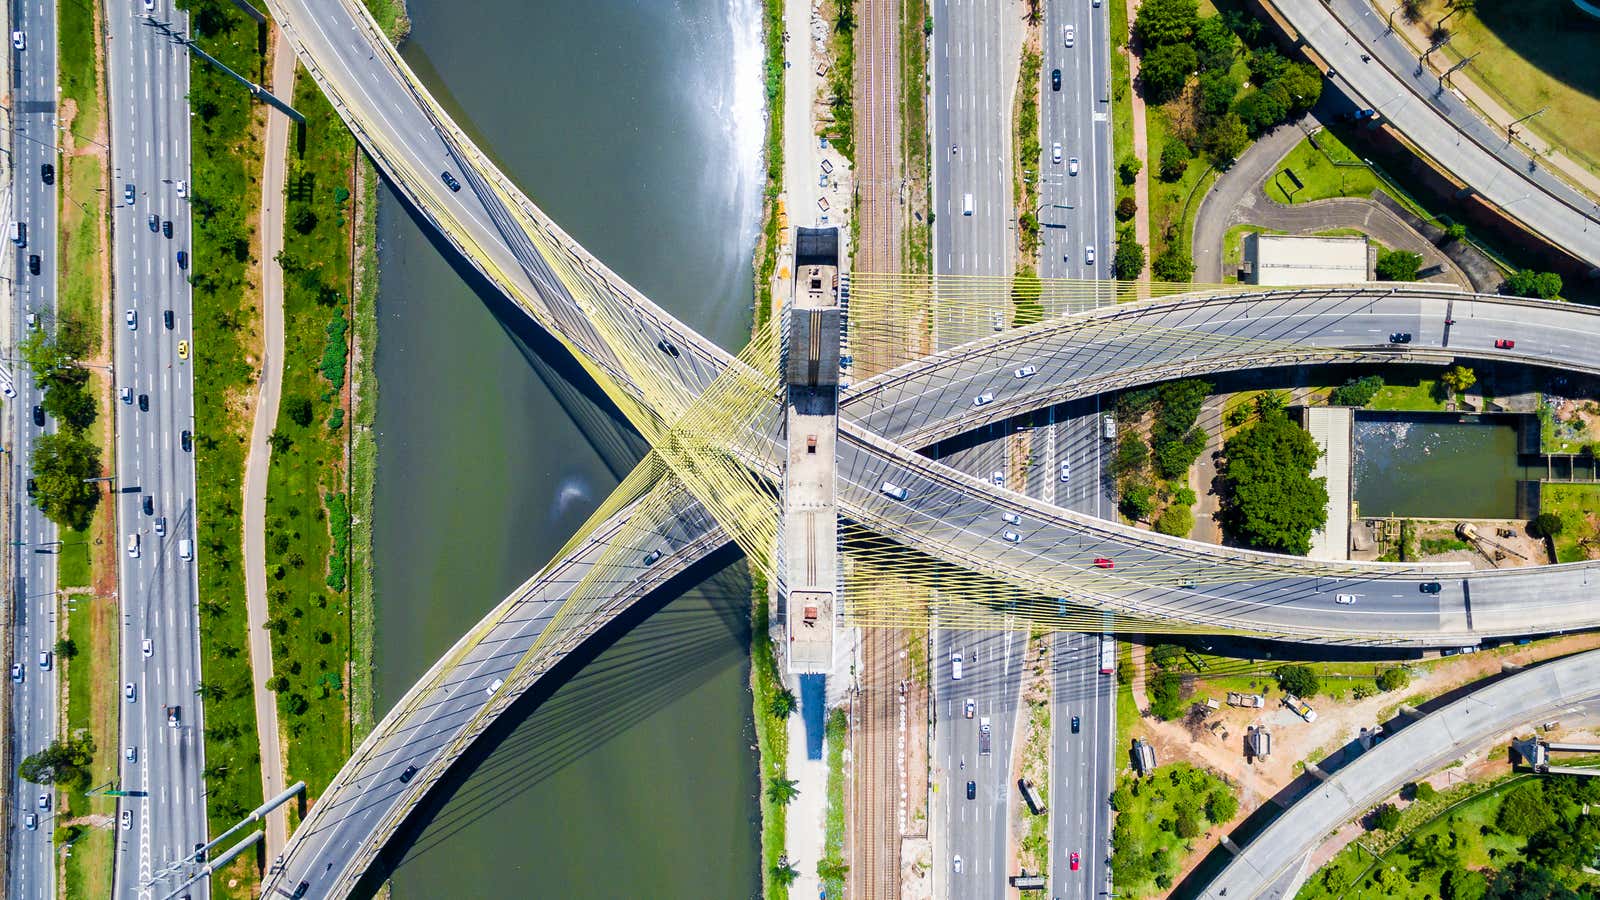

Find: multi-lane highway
<box><xmin>7</xmin><ymin>0</ymin><xmax>61</xmax><ymax>894</ymax></box>
<box><xmin>1050</xmin><ymin>632</ymin><xmax>1113</xmax><ymax>900</ymax></box>
<box><xmin>104</xmin><ymin>1</ymin><xmax>208</xmax><ymax>896</ymax></box>
<box><xmin>1040</xmin><ymin>0</ymin><xmax>1111</xmax><ymax>280</ymax></box>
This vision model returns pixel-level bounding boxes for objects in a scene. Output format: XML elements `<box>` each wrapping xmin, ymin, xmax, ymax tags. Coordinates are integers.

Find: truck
<box><xmin>979</xmin><ymin>716</ymin><xmax>992</xmax><ymax>756</ymax></box>
<box><xmin>1284</xmin><ymin>695</ymin><xmax>1317</xmax><ymax>723</ymax></box>
<box><xmin>1099</xmin><ymin>635</ymin><xmax>1116</xmax><ymax>674</ymax></box>
<box><xmin>1227</xmin><ymin>691</ymin><xmax>1265</xmax><ymax>708</ymax></box>
<box><xmin>165</xmin><ymin>705</ymin><xmax>181</xmax><ymax>728</ymax></box>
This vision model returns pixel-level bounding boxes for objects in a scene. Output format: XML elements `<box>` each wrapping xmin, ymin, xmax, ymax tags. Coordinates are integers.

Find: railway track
<box><xmin>855</xmin><ymin>0</ymin><xmax>904</xmax><ymax>378</ymax></box>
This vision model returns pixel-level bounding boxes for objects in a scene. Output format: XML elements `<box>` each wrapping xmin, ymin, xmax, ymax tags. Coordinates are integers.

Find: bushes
<box><xmin>1501</xmin><ymin>269</ymin><xmax>1563</xmax><ymax>299</ymax></box>
<box><xmin>1159</xmin><ymin>139</ymin><xmax>1191</xmax><ymax>182</ymax></box>
<box><xmin>1376</xmin><ymin>248</ymin><xmax>1424</xmax><ymax>282</ymax></box>
<box><xmin>1155</xmin><ymin>504</ymin><xmax>1193</xmax><ymax>536</ymax></box>
<box><xmin>1117</xmin><ymin>195</ymin><xmax>1139</xmax><ymax>222</ymax></box>
<box><xmin>1376</xmin><ymin>667</ymin><xmax>1410</xmax><ymax>692</ymax></box>
<box><xmin>1151</xmin><ymin>243</ymin><xmax>1196</xmax><ymax>282</ymax></box>
<box><xmin>1275</xmin><ymin>664</ymin><xmax>1319</xmax><ymax>697</ymax></box>
<box><xmin>1370</xmin><ymin>802</ymin><xmax>1402</xmax><ymax>831</ymax></box>
<box><xmin>1114</xmin><ymin>234</ymin><xmax>1147</xmax><ymax>280</ymax></box>
<box><xmin>1118</xmin><ymin>154</ymin><xmax>1143</xmax><ymax>185</ymax></box>
<box><xmin>1329</xmin><ymin>375</ymin><xmax>1384</xmax><ymax>407</ymax></box>
<box><xmin>320</xmin><ymin>309</ymin><xmax>349</xmax><ymax>389</ymax></box>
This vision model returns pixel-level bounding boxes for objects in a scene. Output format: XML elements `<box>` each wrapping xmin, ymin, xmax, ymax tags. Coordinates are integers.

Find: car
<box><xmin>176</xmin><ymin>180</ymin><xmax>187</xmax><ymax>198</ymax></box>
<box><xmin>124</xmin><ymin>183</ymin><xmax>136</xmax><ymax>205</ymax></box>
<box><xmin>951</xmin><ymin>652</ymin><xmax>964</xmax><ymax>680</ymax></box>
<box><xmin>126</xmin><ymin>746</ymin><xmax>137</xmax><ymax>762</ymax></box>
<box><xmin>1002</xmin><ymin>512</ymin><xmax>1021</xmax><ymax>526</ymax></box>
<box><xmin>37</xmin><ymin>794</ymin><xmax>50</xmax><ymax>811</ymax></box>
<box><xmin>1389</xmin><ymin>332</ymin><xmax>1412</xmax><ymax>343</ymax></box>
<box><xmin>39</xmin><ymin>651</ymin><xmax>51</xmax><ymax>670</ymax></box>
<box><xmin>124</xmin><ymin>682</ymin><xmax>136</xmax><ymax>702</ymax></box>
<box><xmin>1052</xmin><ymin>142</ymin><xmax>1063</xmax><ymax>164</ymax></box>
<box><xmin>155</xmin><ymin>516</ymin><xmax>166</xmax><ymax>537</ymax></box>
<box><xmin>1063</xmin><ymin>24</ymin><xmax>1075</xmax><ymax>46</ymax></box>
<box><xmin>142</xmin><ymin>495</ymin><xmax>153</xmax><ymax>515</ymax></box>
<box><xmin>24</xmin><ymin>813</ymin><xmax>36</xmax><ymax>830</ymax></box>
<box><xmin>642</xmin><ymin>549</ymin><xmax>663</xmax><ymax>565</ymax></box>
<box><xmin>992</xmin><ymin>311</ymin><xmax>1004</xmax><ymax>331</ymax></box>
<box><xmin>953</xmin><ymin>855</ymin><xmax>963</xmax><ymax>874</ymax></box>
<box><xmin>148</xmin><ymin>214</ymin><xmax>159</xmax><ymax>233</ymax></box>
<box><xmin>144</xmin><ymin>0</ymin><xmax>155</xmax><ymax>10</ymax></box>
<box><xmin>1420</xmin><ymin>581</ymin><xmax>1442</xmax><ymax>594</ymax></box>
<box><xmin>11</xmin><ymin>30</ymin><xmax>24</xmax><ymax>50</ymax></box>
<box><xmin>121</xmin><ymin>387</ymin><xmax>133</xmax><ymax>404</ymax></box>
<box><xmin>126</xmin><ymin>308</ymin><xmax>138</xmax><ymax>329</ymax></box>
<box><xmin>26</xmin><ymin>312</ymin><xmax>36</xmax><ymax>330</ymax></box>
<box><xmin>25</xmin><ymin>478</ymin><xmax>35</xmax><ymax>497</ymax></box>
<box><xmin>964</xmin><ymin>698</ymin><xmax>975</xmax><ymax>718</ymax></box>
<box><xmin>0</xmin><ymin>381</ymin><xmax>13</xmax><ymax>400</ymax></box>
<box><xmin>10</xmin><ymin>663</ymin><xmax>21</xmax><ymax>683</ymax></box>
<box><xmin>1051</xmin><ymin>68</ymin><xmax>1061</xmax><ymax>91</ymax></box>
<box><xmin>1334</xmin><ymin>593</ymin><xmax>1357</xmax><ymax>604</ymax></box>
<box><xmin>32</xmin><ymin>405</ymin><xmax>44</xmax><ymax>427</ymax></box>
<box><xmin>162</xmin><ymin>220</ymin><xmax>173</xmax><ymax>239</ymax></box>
<box><xmin>1093</xmin><ymin>557</ymin><xmax>1114</xmax><ymax>569</ymax></box>
<box><xmin>176</xmin><ymin>250</ymin><xmax>187</xmax><ymax>269</ymax></box>
<box><xmin>656</xmin><ymin>338</ymin><xmax>680</xmax><ymax>358</ymax></box>
<box><xmin>1002</xmin><ymin>530</ymin><xmax>1021</xmax><ymax>543</ymax></box>
<box><xmin>181</xmin><ymin>430</ymin><xmax>193</xmax><ymax>452</ymax></box>
<box><xmin>127</xmin><ymin>533</ymin><xmax>140</xmax><ymax>559</ymax></box>
<box><xmin>1069</xmin><ymin>157</ymin><xmax>1080</xmax><ymax>176</ymax></box>
<box><xmin>142</xmin><ymin>638</ymin><xmax>153</xmax><ymax>658</ymax></box>
<box><xmin>991</xmin><ymin>470</ymin><xmax>1005</xmax><ymax>486</ymax></box>
<box><xmin>1071</xmin><ymin>851</ymin><xmax>1081</xmax><ymax>871</ymax></box>
<box><xmin>121</xmin><ymin>810</ymin><xmax>132</xmax><ymax>830</ymax></box>
<box><xmin>167</xmin><ymin>706</ymin><xmax>181</xmax><ymax>727</ymax></box>
<box><xmin>1060</xmin><ymin>462</ymin><xmax>1071</xmax><ymax>483</ymax></box>
<box><xmin>399</xmin><ymin>765</ymin><xmax>419</xmax><ymax>783</ymax></box>
<box><xmin>486</xmin><ymin>677</ymin><xmax>504</xmax><ymax>696</ymax></box>
<box><xmin>41</xmin><ymin>163</ymin><xmax>53</xmax><ymax>184</ymax></box>
<box><xmin>178</xmin><ymin>340</ymin><xmax>190</xmax><ymax>360</ymax></box>
<box><xmin>138</xmin><ymin>393</ymin><xmax>149</xmax><ymax>411</ymax></box>
<box><xmin>1085</xmin><ymin>245</ymin><xmax>1096</xmax><ymax>265</ymax></box>
<box><xmin>1071</xmin><ymin>715</ymin><xmax>1080</xmax><ymax>733</ymax></box>
<box><xmin>1014</xmin><ymin>365</ymin><xmax>1036</xmax><ymax>378</ymax></box>
<box><xmin>966</xmin><ymin>780</ymin><xmax>976</xmax><ymax>800</ymax></box>
<box><xmin>1495</xmin><ymin>338</ymin><xmax>1515</xmax><ymax>349</ymax></box>
<box><xmin>973</xmin><ymin>392</ymin><xmax>994</xmax><ymax>407</ymax></box>
<box><xmin>441</xmin><ymin>170</ymin><xmax>461</xmax><ymax>192</ymax></box>
<box><xmin>28</xmin><ymin>254</ymin><xmax>40</xmax><ymax>275</ymax></box>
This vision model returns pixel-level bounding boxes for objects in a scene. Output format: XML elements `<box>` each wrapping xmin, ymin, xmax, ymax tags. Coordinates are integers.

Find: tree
<box><xmin>1445</xmin><ymin>222</ymin><xmax>1469</xmax><ymax>242</ymax></box>
<box><xmin>1151</xmin><ymin>644</ymin><xmax>1185</xmax><ymax>669</ymax></box>
<box><xmin>767</xmin><ymin>776</ymin><xmax>800</xmax><ymax>805</ymax></box>
<box><xmin>1192</xmin><ymin>15</ymin><xmax>1236</xmax><ymax>71</ymax></box>
<box><xmin>1141</xmin><ymin>42</ymin><xmax>1198</xmax><ymax>104</ymax></box>
<box><xmin>1501</xmin><ymin>269</ymin><xmax>1563</xmax><ymax>299</ymax></box>
<box><xmin>285</xmin><ymin>396</ymin><xmax>315</xmax><ymax>428</ymax></box>
<box><xmin>1159</xmin><ymin>139</ymin><xmax>1191</xmax><ymax>181</ymax></box>
<box><xmin>1437</xmin><ymin>0</ymin><xmax>1477</xmax><ymax>28</ymax></box>
<box><xmin>1150</xmin><ymin>671</ymin><xmax>1185</xmax><ymax>719</ymax></box>
<box><xmin>770</xmin><ymin>688</ymin><xmax>798</xmax><ymax>719</ymax></box>
<box><xmin>291</xmin><ymin>206</ymin><xmax>318</xmax><ymax>235</ymax></box>
<box><xmin>1134</xmin><ymin>0</ymin><xmax>1199</xmax><ymax>46</ymax></box>
<box><xmin>1118</xmin><ymin>154</ymin><xmax>1143</xmax><ymax>185</ymax></box>
<box><xmin>31</xmin><ymin>430</ymin><xmax>103</xmax><ymax>531</ymax></box>
<box><xmin>1120</xmin><ymin>478</ymin><xmax>1157</xmax><ymax>522</ymax></box>
<box><xmin>1276</xmin><ymin>664</ymin><xmax>1320</xmax><ymax>697</ymax></box>
<box><xmin>1114</xmin><ymin>237</ymin><xmax>1147</xmax><ymax>280</ymax></box>
<box><xmin>55</xmin><ymin>638</ymin><xmax>78</xmax><ymax>659</ymax></box>
<box><xmin>1155</xmin><ymin>504</ymin><xmax>1193</xmax><ymax>536</ymax></box>
<box><xmin>1218</xmin><ymin>409</ymin><xmax>1327</xmax><ymax>554</ymax></box>
<box><xmin>1152</xmin><ymin>244</ymin><xmax>1196</xmax><ymax>281</ymax></box>
<box><xmin>1117</xmin><ymin>195</ymin><xmax>1139</xmax><ymax>221</ymax></box>
<box><xmin>1496</xmin><ymin>783</ymin><xmax>1557</xmax><ymax>836</ymax></box>
<box><xmin>1377</xmin><ymin>667</ymin><xmax>1410</xmax><ymax>692</ymax></box>
<box><xmin>267</xmin><ymin>430</ymin><xmax>293</xmax><ymax>454</ymax></box>
<box><xmin>1200</xmin><ymin>111</ymin><xmax>1249</xmax><ymax>162</ymax></box>
<box><xmin>772</xmin><ymin>861</ymin><xmax>799</xmax><ymax>886</ymax></box>
<box><xmin>1246</xmin><ymin>45</ymin><xmax>1288</xmax><ymax>85</ymax></box>
<box><xmin>1370</xmin><ymin>802</ymin><xmax>1402</xmax><ymax>831</ymax></box>
<box><xmin>1175</xmin><ymin>807</ymin><xmax>1202</xmax><ymax>838</ymax></box>
<box><xmin>1329</xmin><ymin>375</ymin><xmax>1384</xmax><ymax>407</ymax></box>
<box><xmin>817</xmin><ymin>856</ymin><xmax>850</xmax><ymax>883</ymax></box>
<box><xmin>1113</xmin><ymin>433</ymin><xmax>1149</xmax><ymax>477</ymax></box>
<box><xmin>1439</xmin><ymin>365</ymin><xmax>1476</xmax><ymax>395</ymax></box>
<box><xmin>41</xmin><ymin>367</ymin><xmax>96</xmax><ymax>431</ymax></box>
<box><xmin>1531</xmin><ymin>513</ymin><xmax>1564</xmax><ymax>538</ymax></box>
<box><xmin>1413</xmin><ymin>781</ymin><xmax>1439</xmax><ymax>803</ymax></box>
<box><xmin>267</xmin><ymin>675</ymin><xmax>290</xmax><ymax>692</ymax></box>
<box><xmin>1154</xmin><ymin>427</ymin><xmax>1207</xmax><ymax>479</ymax></box>
<box><xmin>1206</xmin><ymin>789</ymin><xmax>1238</xmax><ymax>822</ymax></box>
<box><xmin>1279</xmin><ymin>62</ymin><xmax>1323</xmax><ymax>113</ymax></box>
<box><xmin>1441</xmin><ymin>868</ymin><xmax>1489</xmax><ymax>900</ymax></box>
<box><xmin>1197</xmin><ymin>70</ymin><xmax>1240</xmax><ymax>122</ymax></box>
<box><xmin>1234</xmin><ymin>83</ymin><xmax>1289</xmax><ymax>135</ymax></box>
<box><xmin>1375</xmin><ymin>248</ymin><xmax>1424</xmax><ymax>281</ymax></box>
<box><xmin>18</xmin><ymin>736</ymin><xmax>95</xmax><ymax>789</ymax></box>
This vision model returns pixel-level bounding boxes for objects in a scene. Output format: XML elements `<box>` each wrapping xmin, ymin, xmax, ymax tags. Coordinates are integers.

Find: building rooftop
<box><xmin>1249</xmin><ymin>233</ymin><xmax>1369</xmax><ymax>286</ymax></box>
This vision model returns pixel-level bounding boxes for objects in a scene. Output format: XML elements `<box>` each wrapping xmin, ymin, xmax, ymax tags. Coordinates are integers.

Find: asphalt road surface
<box><xmin>7</xmin><ymin>0</ymin><xmax>61</xmax><ymax>894</ymax></box>
<box><xmin>104</xmin><ymin>2</ymin><xmax>208</xmax><ymax>897</ymax></box>
<box><xmin>1040</xmin><ymin>0</ymin><xmax>1111</xmax><ymax>281</ymax></box>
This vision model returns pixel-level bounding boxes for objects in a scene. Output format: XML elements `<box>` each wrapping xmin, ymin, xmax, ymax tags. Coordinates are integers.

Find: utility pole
<box><xmin>1439</xmin><ymin>51</ymin><xmax>1479</xmax><ymax>90</ymax></box>
<box><xmin>1506</xmin><ymin>106</ymin><xmax>1548</xmax><ymax>141</ymax></box>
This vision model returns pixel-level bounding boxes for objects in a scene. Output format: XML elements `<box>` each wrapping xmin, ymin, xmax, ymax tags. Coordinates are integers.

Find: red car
<box><xmin>1093</xmin><ymin>558</ymin><xmax>1114</xmax><ymax>569</ymax></box>
<box><xmin>1494</xmin><ymin>338</ymin><xmax>1515</xmax><ymax>349</ymax></box>
<box><xmin>1070</xmin><ymin>851</ymin><xmax>1081</xmax><ymax>871</ymax></box>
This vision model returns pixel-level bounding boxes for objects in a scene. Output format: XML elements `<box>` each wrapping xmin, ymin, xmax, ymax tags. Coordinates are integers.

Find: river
<box><xmin>369</xmin><ymin>1</ymin><xmax>765</xmax><ymax>896</ymax></box>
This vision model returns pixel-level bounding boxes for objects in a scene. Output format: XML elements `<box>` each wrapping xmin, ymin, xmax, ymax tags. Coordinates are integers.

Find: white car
<box><xmin>1334</xmin><ymin>594</ymin><xmax>1358</xmax><ymax>605</ymax></box>
<box><xmin>486</xmin><ymin>677</ymin><xmax>504</xmax><ymax>697</ymax></box>
<box><xmin>1014</xmin><ymin>365</ymin><xmax>1036</xmax><ymax>378</ymax></box>
<box><xmin>126</xmin><ymin>533</ymin><xmax>140</xmax><ymax>559</ymax></box>
<box><xmin>126</xmin><ymin>308</ymin><xmax>137</xmax><ymax>330</ymax></box>
<box><xmin>1002</xmin><ymin>512</ymin><xmax>1022</xmax><ymax>526</ymax></box>
<box><xmin>1</xmin><ymin>381</ymin><xmax>15</xmax><ymax>399</ymax></box>
<box><xmin>991</xmin><ymin>470</ymin><xmax>1005</xmax><ymax>486</ymax></box>
<box><xmin>1060</xmin><ymin>462</ymin><xmax>1072</xmax><ymax>483</ymax></box>
<box><xmin>1063</xmin><ymin>24</ymin><xmax>1075</xmax><ymax>47</ymax></box>
<box><xmin>1069</xmin><ymin>157</ymin><xmax>1080</xmax><ymax>176</ymax></box>
<box><xmin>973</xmin><ymin>392</ymin><xmax>994</xmax><ymax>407</ymax></box>
<box><xmin>176</xmin><ymin>180</ymin><xmax>188</xmax><ymax>198</ymax></box>
<box><xmin>1085</xmin><ymin>245</ymin><xmax>1096</xmax><ymax>266</ymax></box>
<box><xmin>126</xmin><ymin>746</ymin><xmax>137</xmax><ymax>762</ymax></box>
<box><xmin>1052</xmin><ymin>142</ymin><xmax>1062</xmax><ymax>164</ymax></box>
<box><xmin>11</xmin><ymin>31</ymin><xmax>24</xmax><ymax>51</ymax></box>
<box><xmin>124</xmin><ymin>682</ymin><xmax>136</xmax><ymax>702</ymax></box>
<box><xmin>142</xmin><ymin>638</ymin><xmax>153</xmax><ymax>658</ymax></box>
<box><xmin>964</xmin><ymin>698</ymin><xmax>975</xmax><ymax>718</ymax></box>
<box><xmin>1003</xmin><ymin>530</ymin><xmax>1022</xmax><ymax>543</ymax></box>
<box><xmin>954</xmin><ymin>854</ymin><xmax>964</xmax><ymax>873</ymax></box>
<box><xmin>121</xmin><ymin>810</ymin><xmax>131</xmax><ymax>831</ymax></box>
<box><xmin>144</xmin><ymin>0</ymin><xmax>155</xmax><ymax>11</ymax></box>
<box><xmin>121</xmin><ymin>387</ymin><xmax>133</xmax><ymax>404</ymax></box>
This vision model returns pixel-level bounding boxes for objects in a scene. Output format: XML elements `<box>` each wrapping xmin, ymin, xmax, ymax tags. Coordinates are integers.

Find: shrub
<box><xmin>1531</xmin><ymin>512</ymin><xmax>1563</xmax><ymax>538</ymax></box>
<box><xmin>1173</xmin><ymin>486</ymin><xmax>1197</xmax><ymax>506</ymax></box>
<box><xmin>1117</xmin><ymin>195</ymin><xmax>1139</xmax><ymax>221</ymax></box>
<box><xmin>1375</xmin><ymin>248</ymin><xmax>1423</xmax><ymax>282</ymax></box>
<box><xmin>1114</xmin><ymin>237</ymin><xmax>1147</xmax><ymax>280</ymax></box>
<box><xmin>285</xmin><ymin>396</ymin><xmax>314</xmax><ymax>428</ymax></box>
<box><xmin>1119</xmin><ymin>154</ymin><xmax>1144</xmax><ymax>185</ymax></box>
<box><xmin>1329</xmin><ymin>375</ymin><xmax>1384</xmax><ymax>407</ymax></box>
<box><xmin>1276</xmin><ymin>664</ymin><xmax>1319</xmax><ymax>697</ymax></box>
<box><xmin>1501</xmin><ymin>269</ymin><xmax>1562</xmax><ymax>299</ymax></box>
<box><xmin>1206</xmin><ymin>789</ymin><xmax>1238</xmax><ymax>822</ymax></box>
<box><xmin>1370</xmin><ymin>803</ymin><xmax>1402</xmax><ymax>831</ymax></box>
<box><xmin>1413</xmin><ymin>781</ymin><xmax>1438</xmax><ymax>803</ymax></box>
<box><xmin>1150</xmin><ymin>644</ymin><xmax>1185</xmax><ymax>669</ymax></box>
<box><xmin>1159</xmin><ymin>139</ymin><xmax>1191</xmax><ymax>181</ymax></box>
<box><xmin>1444</xmin><ymin>222</ymin><xmax>1468</xmax><ymax>242</ymax></box>
<box><xmin>1120</xmin><ymin>479</ymin><xmax>1157</xmax><ymax>522</ymax></box>
<box><xmin>1377</xmin><ymin>667</ymin><xmax>1410</xmax><ymax>692</ymax></box>
<box><xmin>1152</xmin><ymin>244</ymin><xmax>1196</xmax><ymax>282</ymax></box>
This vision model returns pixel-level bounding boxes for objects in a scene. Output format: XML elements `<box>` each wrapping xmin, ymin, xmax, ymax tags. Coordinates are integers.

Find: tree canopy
<box><xmin>19</xmin><ymin>736</ymin><xmax>96</xmax><ymax>790</ymax></box>
<box><xmin>32</xmin><ymin>430</ymin><xmax>103</xmax><ymax>530</ymax></box>
<box><xmin>1375</xmin><ymin>249</ymin><xmax>1424</xmax><ymax>282</ymax></box>
<box><xmin>1134</xmin><ymin>0</ymin><xmax>1199</xmax><ymax>47</ymax></box>
<box><xmin>1115</xmin><ymin>236</ymin><xmax>1147</xmax><ymax>280</ymax></box>
<box><xmin>1141</xmin><ymin>42</ymin><xmax>1198</xmax><ymax>103</ymax></box>
<box><xmin>1218</xmin><ymin>408</ymin><xmax>1327</xmax><ymax>554</ymax></box>
<box><xmin>1329</xmin><ymin>375</ymin><xmax>1384</xmax><ymax>407</ymax></box>
<box><xmin>1501</xmin><ymin>269</ymin><xmax>1563</xmax><ymax>300</ymax></box>
<box><xmin>1276</xmin><ymin>664</ymin><xmax>1320</xmax><ymax>697</ymax></box>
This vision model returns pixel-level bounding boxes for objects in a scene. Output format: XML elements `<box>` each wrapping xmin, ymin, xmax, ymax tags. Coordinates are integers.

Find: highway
<box><xmin>1040</xmin><ymin>0</ymin><xmax>1111</xmax><ymax>280</ymax></box>
<box><xmin>104</xmin><ymin>1</ymin><xmax>208</xmax><ymax>896</ymax></box>
<box><xmin>1050</xmin><ymin>632</ymin><xmax>1113</xmax><ymax>900</ymax></box>
<box><xmin>1270</xmin><ymin>0</ymin><xmax>1600</xmax><ymax>269</ymax></box>
<box><xmin>6</xmin><ymin>0</ymin><xmax>60</xmax><ymax>894</ymax></box>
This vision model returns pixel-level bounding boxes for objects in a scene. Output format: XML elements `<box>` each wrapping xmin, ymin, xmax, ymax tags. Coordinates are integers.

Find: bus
<box><xmin>1099</xmin><ymin>635</ymin><xmax>1116</xmax><ymax>675</ymax></box>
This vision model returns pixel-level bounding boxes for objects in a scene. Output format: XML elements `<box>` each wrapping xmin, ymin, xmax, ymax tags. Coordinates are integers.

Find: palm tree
<box><xmin>1438</xmin><ymin>0</ymin><xmax>1476</xmax><ymax>27</ymax></box>
<box><xmin>772</xmin><ymin>862</ymin><xmax>799</xmax><ymax>886</ymax></box>
<box><xmin>767</xmin><ymin>776</ymin><xmax>800</xmax><ymax>805</ymax></box>
<box><xmin>1024</xmin><ymin>0</ymin><xmax>1043</xmax><ymax>26</ymax></box>
<box><xmin>817</xmin><ymin>856</ymin><xmax>851</xmax><ymax>883</ymax></box>
<box><xmin>769</xmin><ymin>688</ymin><xmax>798</xmax><ymax>719</ymax></box>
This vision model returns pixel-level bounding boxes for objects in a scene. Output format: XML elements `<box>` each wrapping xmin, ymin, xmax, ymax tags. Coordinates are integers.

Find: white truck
<box><xmin>979</xmin><ymin>716</ymin><xmax>992</xmax><ymax>755</ymax></box>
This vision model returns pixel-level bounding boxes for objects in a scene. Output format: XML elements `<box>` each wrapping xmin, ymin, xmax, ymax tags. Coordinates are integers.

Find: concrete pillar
<box><xmin>1219</xmin><ymin>834</ymin><xmax>1243</xmax><ymax>855</ymax></box>
<box><xmin>1502</xmin><ymin>661</ymin><xmax>1524</xmax><ymax>673</ymax></box>
<box><xmin>1398</xmin><ymin>705</ymin><xmax>1424</xmax><ymax>720</ymax></box>
<box><xmin>1305</xmin><ymin>762</ymin><xmax>1330</xmax><ymax>782</ymax></box>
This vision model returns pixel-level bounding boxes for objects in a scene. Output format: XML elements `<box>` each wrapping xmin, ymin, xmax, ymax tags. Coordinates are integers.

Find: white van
<box><xmin>178</xmin><ymin>538</ymin><xmax>193</xmax><ymax>561</ymax></box>
<box><xmin>126</xmin><ymin>533</ymin><xmax>140</xmax><ymax>558</ymax></box>
<box><xmin>951</xmin><ymin>652</ymin><xmax>964</xmax><ymax>680</ymax></box>
<box><xmin>11</xmin><ymin>221</ymin><xmax>26</xmax><ymax>246</ymax></box>
<box><xmin>962</xmin><ymin>193</ymin><xmax>974</xmax><ymax>216</ymax></box>
<box><xmin>880</xmin><ymin>481</ymin><xmax>909</xmax><ymax>501</ymax></box>
<box><xmin>1102</xmin><ymin>415</ymin><xmax>1117</xmax><ymax>440</ymax></box>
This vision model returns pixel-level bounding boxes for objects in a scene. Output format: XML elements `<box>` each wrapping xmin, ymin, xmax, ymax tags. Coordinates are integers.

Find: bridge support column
<box><xmin>1502</xmin><ymin>661</ymin><xmax>1524</xmax><ymax>673</ymax></box>
<box><xmin>1398</xmin><ymin>705</ymin><xmax>1424</xmax><ymax>720</ymax></box>
<box><xmin>1304</xmin><ymin>762</ymin><xmax>1331</xmax><ymax>782</ymax></box>
<box><xmin>1218</xmin><ymin>835</ymin><xmax>1243</xmax><ymax>855</ymax></box>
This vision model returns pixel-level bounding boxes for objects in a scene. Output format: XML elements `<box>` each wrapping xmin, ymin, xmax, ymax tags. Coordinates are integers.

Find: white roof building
<box><xmin>1248</xmin><ymin>233</ymin><xmax>1369</xmax><ymax>286</ymax></box>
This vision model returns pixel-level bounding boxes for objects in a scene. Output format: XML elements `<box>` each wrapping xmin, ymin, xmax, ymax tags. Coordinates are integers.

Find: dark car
<box><xmin>138</xmin><ymin>393</ymin><xmax>149</xmax><ymax>412</ymax></box>
<box><xmin>32</xmin><ymin>405</ymin><xmax>44</xmax><ymax>427</ymax></box>
<box><xmin>28</xmin><ymin>253</ymin><xmax>40</xmax><ymax>275</ymax></box>
<box><xmin>162</xmin><ymin>220</ymin><xmax>173</xmax><ymax>239</ymax></box>
<box><xmin>175</xmin><ymin>250</ymin><xmax>188</xmax><ymax>269</ymax></box>
<box><xmin>142</xmin><ymin>495</ymin><xmax>154</xmax><ymax>516</ymax></box>
<box><xmin>399</xmin><ymin>765</ymin><xmax>419</xmax><ymax>784</ymax></box>
<box><xmin>1388</xmin><ymin>332</ymin><xmax>1412</xmax><ymax>344</ymax></box>
<box><xmin>966</xmin><ymin>780</ymin><xmax>976</xmax><ymax>800</ymax></box>
<box><xmin>657</xmin><ymin>339</ymin><xmax>680</xmax><ymax>358</ymax></box>
<box><xmin>40</xmin><ymin>163</ymin><xmax>53</xmax><ymax>185</ymax></box>
<box><xmin>1051</xmin><ymin>68</ymin><xmax>1061</xmax><ymax>91</ymax></box>
<box><xmin>441</xmin><ymin>170</ymin><xmax>461</xmax><ymax>192</ymax></box>
<box><xmin>1420</xmin><ymin>581</ymin><xmax>1442</xmax><ymax>594</ymax></box>
<box><xmin>26</xmin><ymin>478</ymin><xmax>36</xmax><ymax>497</ymax></box>
<box><xmin>1071</xmin><ymin>715</ymin><xmax>1080</xmax><ymax>733</ymax></box>
<box><xmin>292</xmin><ymin>882</ymin><xmax>310</xmax><ymax>900</ymax></box>
<box><xmin>164</xmin><ymin>309</ymin><xmax>175</xmax><ymax>329</ymax></box>
<box><xmin>181</xmin><ymin>430</ymin><xmax>192</xmax><ymax>452</ymax></box>
<box><xmin>148</xmin><ymin>214</ymin><xmax>159</xmax><ymax>233</ymax></box>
